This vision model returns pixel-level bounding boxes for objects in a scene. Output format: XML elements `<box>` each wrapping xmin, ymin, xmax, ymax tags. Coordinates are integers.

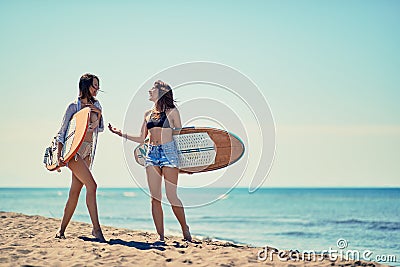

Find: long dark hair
<box><xmin>79</xmin><ymin>73</ymin><xmax>98</xmax><ymax>103</ymax></box>
<box><xmin>154</xmin><ymin>80</ymin><xmax>176</xmax><ymax>112</ymax></box>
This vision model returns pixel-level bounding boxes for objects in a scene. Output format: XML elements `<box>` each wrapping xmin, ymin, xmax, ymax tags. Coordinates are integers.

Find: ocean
<box><xmin>1</xmin><ymin>187</ymin><xmax>399</xmax><ymax>265</ymax></box>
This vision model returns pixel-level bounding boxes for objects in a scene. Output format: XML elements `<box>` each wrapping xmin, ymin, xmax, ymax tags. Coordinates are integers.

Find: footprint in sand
<box><xmin>16</xmin><ymin>249</ymin><xmax>32</xmax><ymax>255</ymax></box>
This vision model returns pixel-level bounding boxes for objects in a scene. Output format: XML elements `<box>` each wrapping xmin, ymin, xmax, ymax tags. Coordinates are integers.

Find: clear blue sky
<box><xmin>0</xmin><ymin>0</ymin><xmax>399</xmax><ymax>187</ymax></box>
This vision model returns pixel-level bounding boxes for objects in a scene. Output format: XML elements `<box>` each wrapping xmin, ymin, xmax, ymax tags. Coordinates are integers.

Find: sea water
<box><xmin>1</xmin><ymin>188</ymin><xmax>399</xmax><ymax>265</ymax></box>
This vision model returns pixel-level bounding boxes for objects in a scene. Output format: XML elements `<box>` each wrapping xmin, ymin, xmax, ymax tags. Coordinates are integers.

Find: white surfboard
<box><xmin>134</xmin><ymin>127</ymin><xmax>245</xmax><ymax>173</ymax></box>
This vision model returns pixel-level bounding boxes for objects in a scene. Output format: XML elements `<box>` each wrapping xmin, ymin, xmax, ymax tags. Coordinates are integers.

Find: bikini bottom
<box><xmin>75</xmin><ymin>141</ymin><xmax>93</xmax><ymax>161</ymax></box>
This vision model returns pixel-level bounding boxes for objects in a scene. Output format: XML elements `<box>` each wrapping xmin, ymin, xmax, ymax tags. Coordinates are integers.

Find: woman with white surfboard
<box><xmin>55</xmin><ymin>73</ymin><xmax>106</xmax><ymax>242</ymax></box>
<box><xmin>109</xmin><ymin>80</ymin><xmax>192</xmax><ymax>242</ymax></box>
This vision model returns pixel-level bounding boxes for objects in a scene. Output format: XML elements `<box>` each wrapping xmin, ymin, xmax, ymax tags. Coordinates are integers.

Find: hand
<box><xmin>84</xmin><ymin>103</ymin><xmax>101</xmax><ymax>115</ymax></box>
<box><xmin>57</xmin><ymin>156</ymin><xmax>66</xmax><ymax>168</ymax></box>
<box><xmin>108</xmin><ymin>123</ymin><xmax>122</xmax><ymax>136</ymax></box>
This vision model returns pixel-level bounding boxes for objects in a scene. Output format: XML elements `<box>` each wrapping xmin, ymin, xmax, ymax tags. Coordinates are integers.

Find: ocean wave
<box><xmin>101</xmin><ymin>215</ymin><xmax>151</xmax><ymax>222</ymax></box>
<box><xmin>193</xmin><ymin>216</ymin><xmax>269</xmax><ymax>224</ymax></box>
<box><xmin>195</xmin><ymin>216</ymin><xmax>315</xmax><ymax>226</ymax></box>
<box><xmin>272</xmin><ymin>231</ymin><xmax>320</xmax><ymax>238</ymax></box>
<box><xmin>330</xmin><ymin>219</ymin><xmax>400</xmax><ymax>231</ymax></box>
<box><xmin>123</xmin><ymin>192</ymin><xmax>137</xmax><ymax>198</ymax></box>
<box><xmin>368</xmin><ymin>221</ymin><xmax>400</xmax><ymax>231</ymax></box>
<box><xmin>96</xmin><ymin>191</ymin><xmax>138</xmax><ymax>198</ymax></box>
<box><xmin>331</xmin><ymin>219</ymin><xmax>365</xmax><ymax>224</ymax></box>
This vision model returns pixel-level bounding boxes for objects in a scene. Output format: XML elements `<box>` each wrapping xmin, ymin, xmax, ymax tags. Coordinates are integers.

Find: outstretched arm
<box><xmin>108</xmin><ymin>119</ymin><xmax>148</xmax><ymax>144</ymax></box>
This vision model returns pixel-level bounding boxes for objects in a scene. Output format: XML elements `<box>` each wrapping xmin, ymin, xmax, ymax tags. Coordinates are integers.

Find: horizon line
<box><xmin>0</xmin><ymin>186</ymin><xmax>399</xmax><ymax>189</ymax></box>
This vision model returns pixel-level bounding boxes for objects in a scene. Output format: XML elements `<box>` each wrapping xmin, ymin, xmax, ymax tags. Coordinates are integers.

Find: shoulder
<box><xmin>66</xmin><ymin>101</ymin><xmax>78</xmax><ymax>112</ymax></box>
<box><xmin>144</xmin><ymin>109</ymin><xmax>152</xmax><ymax>119</ymax></box>
<box><xmin>166</xmin><ymin>107</ymin><xmax>180</xmax><ymax>116</ymax></box>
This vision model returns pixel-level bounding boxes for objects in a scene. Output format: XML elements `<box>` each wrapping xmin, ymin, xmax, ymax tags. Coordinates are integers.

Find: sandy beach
<box><xmin>0</xmin><ymin>211</ymin><xmax>388</xmax><ymax>267</ymax></box>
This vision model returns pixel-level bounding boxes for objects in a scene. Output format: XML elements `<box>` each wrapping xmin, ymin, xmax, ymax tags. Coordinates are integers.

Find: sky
<box><xmin>0</xmin><ymin>0</ymin><xmax>399</xmax><ymax>188</ymax></box>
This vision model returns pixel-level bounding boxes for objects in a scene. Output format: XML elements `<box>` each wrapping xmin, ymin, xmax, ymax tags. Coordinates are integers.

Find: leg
<box><xmin>146</xmin><ymin>166</ymin><xmax>164</xmax><ymax>241</ymax></box>
<box><xmin>67</xmin><ymin>155</ymin><xmax>105</xmax><ymax>241</ymax></box>
<box><xmin>82</xmin><ymin>156</ymin><xmax>104</xmax><ymax>240</ymax></box>
<box><xmin>163</xmin><ymin>167</ymin><xmax>192</xmax><ymax>241</ymax></box>
<box><xmin>56</xmin><ymin>174</ymin><xmax>83</xmax><ymax>238</ymax></box>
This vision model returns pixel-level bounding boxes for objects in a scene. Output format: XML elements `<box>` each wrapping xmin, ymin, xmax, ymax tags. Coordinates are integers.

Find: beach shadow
<box><xmin>78</xmin><ymin>236</ymin><xmax>166</xmax><ymax>251</ymax></box>
<box><xmin>78</xmin><ymin>236</ymin><xmax>108</xmax><ymax>244</ymax></box>
<box><xmin>107</xmin><ymin>238</ymin><xmax>166</xmax><ymax>251</ymax></box>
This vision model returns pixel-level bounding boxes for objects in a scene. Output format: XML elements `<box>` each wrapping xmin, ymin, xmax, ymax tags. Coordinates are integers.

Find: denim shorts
<box><xmin>145</xmin><ymin>140</ymin><xmax>179</xmax><ymax>168</ymax></box>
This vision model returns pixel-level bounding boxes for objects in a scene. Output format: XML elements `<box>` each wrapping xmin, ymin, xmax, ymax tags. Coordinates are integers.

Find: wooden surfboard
<box><xmin>133</xmin><ymin>127</ymin><xmax>245</xmax><ymax>173</ymax></box>
<box><xmin>44</xmin><ymin>107</ymin><xmax>90</xmax><ymax>171</ymax></box>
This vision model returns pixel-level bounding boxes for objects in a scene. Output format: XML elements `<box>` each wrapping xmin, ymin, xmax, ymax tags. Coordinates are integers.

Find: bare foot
<box><xmin>55</xmin><ymin>231</ymin><xmax>66</xmax><ymax>239</ymax></box>
<box><xmin>158</xmin><ymin>234</ymin><xmax>165</xmax><ymax>242</ymax></box>
<box><xmin>183</xmin><ymin>225</ymin><xmax>192</xmax><ymax>242</ymax></box>
<box><xmin>92</xmin><ymin>228</ymin><xmax>106</xmax><ymax>242</ymax></box>
<box><xmin>153</xmin><ymin>234</ymin><xmax>165</xmax><ymax>245</ymax></box>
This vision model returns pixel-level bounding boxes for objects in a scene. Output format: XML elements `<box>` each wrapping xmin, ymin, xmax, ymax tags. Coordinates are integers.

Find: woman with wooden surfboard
<box><xmin>108</xmin><ymin>80</ymin><xmax>193</xmax><ymax>242</ymax></box>
<box><xmin>46</xmin><ymin>73</ymin><xmax>106</xmax><ymax>242</ymax></box>
<box><xmin>109</xmin><ymin>80</ymin><xmax>245</xmax><ymax>242</ymax></box>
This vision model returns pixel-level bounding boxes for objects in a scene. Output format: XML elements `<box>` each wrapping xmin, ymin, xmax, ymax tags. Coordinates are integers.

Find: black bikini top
<box><xmin>146</xmin><ymin>111</ymin><xmax>171</xmax><ymax>129</ymax></box>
